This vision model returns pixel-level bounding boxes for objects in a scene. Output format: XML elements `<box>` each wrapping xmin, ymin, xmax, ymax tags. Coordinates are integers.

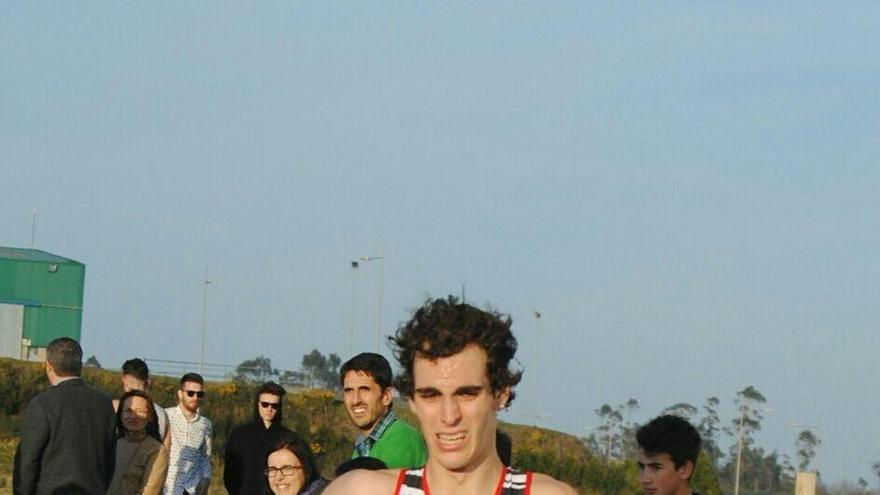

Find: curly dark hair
<box><xmin>390</xmin><ymin>296</ymin><xmax>522</xmax><ymax>407</ymax></box>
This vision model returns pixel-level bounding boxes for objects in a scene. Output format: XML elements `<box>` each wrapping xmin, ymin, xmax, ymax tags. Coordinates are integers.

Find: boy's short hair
<box><xmin>339</xmin><ymin>353</ymin><xmax>393</xmax><ymax>390</ymax></box>
<box><xmin>121</xmin><ymin>358</ymin><xmax>150</xmax><ymax>382</ymax></box>
<box><xmin>180</xmin><ymin>372</ymin><xmax>204</xmax><ymax>387</ymax></box>
<box><xmin>636</xmin><ymin>414</ymin><xmax>702</xmax><ymax>469</ymax></box>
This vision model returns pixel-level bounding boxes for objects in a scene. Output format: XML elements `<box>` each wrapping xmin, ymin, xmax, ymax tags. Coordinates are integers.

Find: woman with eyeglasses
<box><xmin>265</xmin><ymin>434</ymin><xmax>328</xmax><ymax>495</ymax></box>
<box><xmin>108</xmin><ymin>390</ymin><xmax>169</xmax><ymax>495</ymax></box>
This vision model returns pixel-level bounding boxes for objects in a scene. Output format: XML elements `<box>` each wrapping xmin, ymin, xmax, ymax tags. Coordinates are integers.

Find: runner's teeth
<box><xmin>438</xmin><ymin>432</ymin><xmax>466</xmax><ymax>441</ymax></box>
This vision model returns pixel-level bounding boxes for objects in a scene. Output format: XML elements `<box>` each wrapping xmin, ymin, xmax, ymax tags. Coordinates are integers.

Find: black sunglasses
<box><xmin>183</xmin><ymin>390</ymin><xmax>205</xmax><ymax>398</ymax></box>
<box><xmin>260</xmin><ymin>401</ymin><xmax>280</xmax><ymax>410</ymax></box>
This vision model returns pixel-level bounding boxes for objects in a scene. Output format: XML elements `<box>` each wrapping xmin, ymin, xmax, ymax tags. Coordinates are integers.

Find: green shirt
<box><xmin>351</xmin><ymin>414</ymin><xmax>427</xmax><ymax>469</ymax></box>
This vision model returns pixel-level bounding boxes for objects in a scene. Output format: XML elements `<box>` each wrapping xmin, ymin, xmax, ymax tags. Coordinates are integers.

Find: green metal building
<box><xmin>0</xmin><ymin>247</ymin><xmax>85</xmax><ymax>360</ymax></box>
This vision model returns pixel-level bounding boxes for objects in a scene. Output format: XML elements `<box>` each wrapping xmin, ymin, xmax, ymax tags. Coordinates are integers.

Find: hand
<box><xmin>196</xmin><ymin>478</ymin><xmax>211</xmax><ymax>495</ymax></box>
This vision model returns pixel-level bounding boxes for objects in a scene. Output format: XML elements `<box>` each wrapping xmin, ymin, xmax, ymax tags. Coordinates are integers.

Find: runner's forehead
<box><xmin>413</xmin><ymin>344</ymin><xmax>489</xmax><ymax>388</ymax></box>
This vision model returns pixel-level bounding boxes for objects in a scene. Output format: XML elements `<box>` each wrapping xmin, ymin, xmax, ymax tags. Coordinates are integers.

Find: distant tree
<box><xmin>594</xmin><ymin>403</ymin><xmax>623</xmax><ymax>459</ymax></box>
<box><xmin>620</xmin><ymin>398</ymin><xmax>641</xmax><ymax>459</ymax></box>
<box><xmin>698</xmin><ymin>396</ymin><xmax>724</xmax><ymax>467</ymax></box>
<box><xmin>795</xmin><ymin>430</ymin><xmax>820</xmax><ymax>471</ymax></box>
<box><xmin>857</xmin><ymin>477</ymin><xmax>868</xmax><ymax>490</ymax></box>
<box><xmin>722</xmin><ymin>386</ymin><xmax>768</xmax><ymax>492</ymax></box>
<box><xmin>84</xmin><ymin>355</ymin><xmax>102</xmax><ymax>369</ymax></box>
<box><xmin>662</xmin><ymin>402</ymin><xmax>698</xmax><ymax>420</ymax></box>
<box><xmin>233</xmin><ymin>355</ymin><xmax>278</xmax><ymax>383</ymax></box>
<box><xmin>279</xmin><ymin>349</ymin><xmax>342</xmax><ymax>390</ymax></box>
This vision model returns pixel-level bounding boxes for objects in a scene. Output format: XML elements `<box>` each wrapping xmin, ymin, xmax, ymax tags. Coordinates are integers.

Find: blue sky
<box><xmin>2</xmin><ymin>2</ymin><xmax>879</xmax><ymax>484</ymax></box>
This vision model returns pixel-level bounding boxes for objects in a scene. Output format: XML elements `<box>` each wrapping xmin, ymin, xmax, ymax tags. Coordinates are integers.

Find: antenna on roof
<box><xmin>30</xmin><ymin>206</ymin><xmax>37</xmax><ymax>248</ymax></box>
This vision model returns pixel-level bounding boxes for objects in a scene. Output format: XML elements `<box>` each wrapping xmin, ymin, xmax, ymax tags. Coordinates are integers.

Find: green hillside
<box><xmin>0</xmin><ymin>358</ymin><xmax>720</xmax><ymax>495</ymax></box>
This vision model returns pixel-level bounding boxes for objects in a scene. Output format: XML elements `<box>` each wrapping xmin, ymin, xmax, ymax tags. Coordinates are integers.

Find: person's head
<box><xmin>390</xmin><ymin>296</ymin><xmax>522</xmax><ymax>473</ymax></box>
<box><xmin>177</xmin><ymin>372</ymin><xmax>205</xmax><ymax>413</ymax></box>
<box><xmin>121</xmin><ymin>358</ymin><xmax>150</xmax><ymax>392</ymax></box>
<box><xmin>254</xmin><ymin>381</ymin><xmax>286</xmax><ymax>428</ymax></box>
<box><xmin>340</xmin><ymin>353</ymin><xmax>394</xmax><ymax>435</ymax></box>
<box><xmin>45</xmin><ymin>337</ymin><xmax>83</xmax><ymax>381</ymax></box>
<box><xmin>636</xmin><ymin>415</ymin><xmax>702</xmax><ymax>495</ymax></box>
<box><xmin>334</xmin><ymin>457</ymin><xmax>387</xmax><ymax>477</ymax></box>
<box><xmin>265</xmin><ymin>433</ymin><xmax>322</xmax><ymax>495</ymax></box>
<box><xmin>116</xmin><ymin>389</ymin><xmax>161</xmax><ymax>441</ymax></box>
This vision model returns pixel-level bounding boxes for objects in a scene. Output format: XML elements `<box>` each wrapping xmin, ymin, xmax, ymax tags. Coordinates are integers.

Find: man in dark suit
<box><xmin>13</xmin><ymin>337</ymin><xmax>117</xmax><ymax>495</ymax></box>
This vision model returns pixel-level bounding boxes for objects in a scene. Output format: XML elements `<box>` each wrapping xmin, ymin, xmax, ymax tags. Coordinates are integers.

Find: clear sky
<box><xmin>2</xmin><ymin>2</ymin><xmax>878</xmax><ymax>485</ymax></box>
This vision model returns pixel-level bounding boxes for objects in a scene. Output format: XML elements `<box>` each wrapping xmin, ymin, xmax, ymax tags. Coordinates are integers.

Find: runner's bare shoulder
<box><xmin>529</xmin><ymin>472</ymin><xmax>579</xmax><ymax>495</ymax></box>
<box><xmin>324</xmin><ymin>468</ymin><xmax>400</xmax><ymax>495</ymax></box>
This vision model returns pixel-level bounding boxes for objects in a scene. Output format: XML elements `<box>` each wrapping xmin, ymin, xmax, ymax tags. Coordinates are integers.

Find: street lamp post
<box><xmin>198</xmin><ymin>267</ymin><xmax>211</xmax><ymax>374</ymax></box>
<box><xmin>358</xmin><ymin>247</ymin><xmax>385</xmax><ymax>353</ymax></box>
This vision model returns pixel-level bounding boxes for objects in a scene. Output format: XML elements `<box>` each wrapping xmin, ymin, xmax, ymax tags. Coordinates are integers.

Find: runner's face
<box><xmin>342</xmin><ymin>371</ymin><xmax>392</xmax><ymax>434</ymax></box>
<box><xmin>410</xmin><ymin>344</ymin><xmax>509</xmax><ymax>472</ymax></box>
<box><xmin>637</xmin><ymin>449</ymin><xmax>692</xmax><ymax>495</ymax></box>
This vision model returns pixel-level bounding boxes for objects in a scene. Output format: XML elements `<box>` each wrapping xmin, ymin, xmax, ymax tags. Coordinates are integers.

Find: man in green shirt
<box><xmin>341</xmin><ymin>353</ymin><xmax>427</xmax><ymax>469</ymax></box>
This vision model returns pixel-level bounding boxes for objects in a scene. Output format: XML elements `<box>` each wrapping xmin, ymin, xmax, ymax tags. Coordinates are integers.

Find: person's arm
<box><xmin>323</xmin><ymin>469</ymin><xmax>397</xmax><ymax>495</ymax></box>
<box><xmin>141</xmin><ymin>445</ymin><xmax>169</xmax><ymax>495</ymax></box>
<box><xmin>161</xmin><ymin>413</ymin><xmax>171</xmax><ymax>449</ymax></box>
<box><xmin>196</xmin><ymin>421</ymin><xmax>213</xmax><ymax>494</ymax></box>
<box><xmin>13</xmin><ymin>398</ymin><xmax>49</xmax><ymax>495</ymax></box>
<box><xmin>223</xmin><ymin>431</ymin><xmax>242</xmax><ymax>495</ymax></box>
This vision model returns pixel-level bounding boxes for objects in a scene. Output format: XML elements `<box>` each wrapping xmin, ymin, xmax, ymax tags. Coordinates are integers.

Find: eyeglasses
<box><xmin>265</xmin><ymin>465</ymin><xmax>303</xmax><ymax>477</ymax></box>
<box><xmin>183</xmin><ymin>390</ymin><xmax>205</xmax><ymax>398</ymax></box>
<box><xmin>260</xmin><ymin>401</ymin><xmax>280</xmax><ymax>410</ymax></box>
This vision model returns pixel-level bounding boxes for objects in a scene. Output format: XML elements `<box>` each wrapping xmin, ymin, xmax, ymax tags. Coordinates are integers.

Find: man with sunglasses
<box><xmin>165</xmin><ymin>373</ymin><xmax>213</xmax><ymax>495</ymax></box>
<box><xmin>224</xmin><ymin>381</ymin><xmax>292</xmax><ymax>495</ymax></box>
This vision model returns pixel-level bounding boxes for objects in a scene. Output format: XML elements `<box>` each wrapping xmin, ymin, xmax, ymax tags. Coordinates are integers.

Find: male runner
<box><xmin>325</xmin><ymin>296</ymin><xmax>577</xmax><ymax>495</ymax></box>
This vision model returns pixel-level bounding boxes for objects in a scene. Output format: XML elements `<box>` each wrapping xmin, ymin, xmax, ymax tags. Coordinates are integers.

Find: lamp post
<box><xmin>358</xmin><ymin>246</ymin><xmax>385</xmax><ymax>353</ymax></box>
<box><xmin>198</xmin><ymin>267</ymin><xmax>211</xmax><ymax>374</ymax></box>
<box><xmin>349</xmin><ymin>261</ymin><xmax>359</xmax><ymax>357</ymax></box>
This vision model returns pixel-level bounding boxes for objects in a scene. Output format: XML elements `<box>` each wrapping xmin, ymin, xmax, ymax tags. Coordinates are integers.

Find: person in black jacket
<box><xmin>224</xmin><ymin>381</ymin><xmax>292</xmax><ymax>495</ymax></box>
<box><xmin>13</xmin><ymin>337</ymin><xmax>117</xmax><ymax>495</ymax></box>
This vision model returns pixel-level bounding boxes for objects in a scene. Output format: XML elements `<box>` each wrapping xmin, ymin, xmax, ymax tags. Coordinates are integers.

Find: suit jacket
<box><xmin>13</xmin><ymin>377</ymin><xmax>117</xmax><ymax>495</ymax></box>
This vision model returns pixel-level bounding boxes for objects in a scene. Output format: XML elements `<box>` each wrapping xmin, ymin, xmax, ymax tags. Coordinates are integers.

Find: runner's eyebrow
<box><xmin>454</xmin><ymin>385</ymin><xmax>484</xmax><ymax>396</ymax></box>
<box><xmin>414</xmin><ymin>387</ymin><xmax>441</xmax><ymax>396</ymax></box>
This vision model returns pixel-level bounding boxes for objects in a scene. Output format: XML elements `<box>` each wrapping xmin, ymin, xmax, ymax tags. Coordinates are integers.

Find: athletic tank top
<box><xmin>393</xmin><ymin>465</ymin><xmax>532</xmax><ymax>495</ymax></box>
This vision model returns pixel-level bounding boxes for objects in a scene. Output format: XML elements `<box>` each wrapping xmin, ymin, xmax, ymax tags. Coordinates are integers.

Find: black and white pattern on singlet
<box><xmin>395</xmin><ymin>466</ymin><xmax>530</xmax><ymax>494</ymax></box>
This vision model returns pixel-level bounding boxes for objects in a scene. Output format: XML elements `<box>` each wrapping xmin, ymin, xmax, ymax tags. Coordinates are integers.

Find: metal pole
<box><xmin>375</xmin><ymin>245</ymin><xmax>385</xmax><ymax>353</ymax></box>
<box><xmin>199</xmin><ymin>267</ymin><xmax>211</xmax><ymax>374</ymax></box>
<box><xmin>349</xmin><ymin>262</ymin><xmax>358</xmax><ymax>357</ymax></box>
<box><xmin>30</xmin><ymin>207</ymin><xmax>36</xmax><ymax>248</ymax></box>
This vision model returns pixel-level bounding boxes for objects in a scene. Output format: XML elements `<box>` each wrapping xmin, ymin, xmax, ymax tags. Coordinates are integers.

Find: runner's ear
<box><xmin>494</xmin><ymin>386</ymin><xmax>511</xmax><ymax>411</ymax></box>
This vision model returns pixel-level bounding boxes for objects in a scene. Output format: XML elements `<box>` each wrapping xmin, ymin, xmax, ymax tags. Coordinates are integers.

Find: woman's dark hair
<box><xmin>391</xmin><ymin>296</ymin><xmax>522</xmax><ymax>407</ymax></box>
<box><xmin>253</xmin><ymin>381</ymin><xmax>286</xmax><ymax>425</ymax></box>
<box><xmin>116</xmin><ymin>389</ymin><xmax>161</xmax><ymax>442</ymax></box>
<box><xmin>266</xmin><ymin>433</ymin><xmax>322</xmax><ymax>494</ymax></box>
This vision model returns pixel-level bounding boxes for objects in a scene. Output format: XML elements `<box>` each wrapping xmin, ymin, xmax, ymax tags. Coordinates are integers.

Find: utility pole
<box><xmin>374</xmin><ymin>244</ymin><xmax>385</xmax><ymax>353</ymax></box>
<box><xmin>30</xmin><ymin>207</ymin><xmax>37</xmax><ymax>248</ymax></box>
<box><xmin>199</xmin><ymin>267</ymin><xmax>211</xmax><ymax>374</ymax></box>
